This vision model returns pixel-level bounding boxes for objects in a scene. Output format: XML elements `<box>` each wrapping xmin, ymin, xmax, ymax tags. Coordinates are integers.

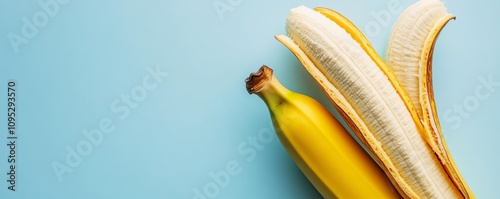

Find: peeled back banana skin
<box><xmin>386</xmin><ymin>0</ymin><xmax>474</xmax><ymax>198</ymax></box>
<box><xmin>275</xmin><ymin>5</ymin><xmax>472</xmax><ymax>199</ymax></box>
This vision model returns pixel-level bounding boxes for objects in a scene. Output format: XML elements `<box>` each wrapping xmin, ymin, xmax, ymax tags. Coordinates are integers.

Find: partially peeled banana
<box><xmin>247</xmin><ymin>0</ymin><xmax>474</xmax><ymax>198</ymax></box>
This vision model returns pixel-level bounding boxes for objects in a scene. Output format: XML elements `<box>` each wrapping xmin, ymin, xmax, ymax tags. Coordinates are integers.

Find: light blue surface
<box><xmin>0</xmin><ymin>0</ymin><xmax>499</xmax><ymax>198</ymax></box>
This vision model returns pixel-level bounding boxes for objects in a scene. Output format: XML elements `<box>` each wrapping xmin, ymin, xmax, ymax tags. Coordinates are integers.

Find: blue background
<box><xmin>1</xmin><ymin>0</ymin><xmax>499</xmax><ymax>198</ymax></box>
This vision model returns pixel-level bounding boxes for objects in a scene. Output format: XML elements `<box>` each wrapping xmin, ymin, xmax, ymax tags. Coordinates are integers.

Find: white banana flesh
<box><xmin>276</xmin><ymin>6</ymin><xmax>462</xmax><ymax>198</ymax></box>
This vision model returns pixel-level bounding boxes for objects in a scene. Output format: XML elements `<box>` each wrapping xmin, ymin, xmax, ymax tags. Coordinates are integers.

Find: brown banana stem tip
<box><xmin>245</xmin><ymin>65</ymin><xmax>273</xmax><ymax>94</ymax></box>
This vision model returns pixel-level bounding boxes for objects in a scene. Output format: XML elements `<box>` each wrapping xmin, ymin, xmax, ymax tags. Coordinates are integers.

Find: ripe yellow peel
<box><xmin>420</xmin><ymin>14</ymin><xmax>455</xmax><ymax>164</ymax></box>
<box><xmin>247</xmin><ymin>66</ymin><xmax>400</xmax><ymax>199</ymax></box>
<box><xmin>384</xmin><ymin>0</ymin><xmax>475</xmax><ymax>197</ymax></box>
<box><xmin>271</xmin><ymin>92</ymin><xmax>398</xmax><ymax>199</ymax></box>
<box><xmin>418</xmin><ymin>14</ymin><xmax>475</xmax><ymax>199</ymax></box>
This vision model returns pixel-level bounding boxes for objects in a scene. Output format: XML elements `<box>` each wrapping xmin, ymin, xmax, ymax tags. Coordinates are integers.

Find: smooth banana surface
<box><xmin>246</xmin><ymin>66</ymin><xmax>400</xmax><ymax>199</ymax></box>
<box><xmin>275</xmin><ymin>5</ymin><xmax>469</xmax><ymax>199</ymax></box>
<box><xmin>386</xmin><ymin>0</ymin><xmax>474</xmax><ymax>198</ymax></box>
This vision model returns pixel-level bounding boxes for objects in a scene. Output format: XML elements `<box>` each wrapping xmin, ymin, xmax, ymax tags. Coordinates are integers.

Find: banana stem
<box><xmin>246</xmin><ymin>65</ymin><xmax>292</xmax><ymax>109</ymax></box>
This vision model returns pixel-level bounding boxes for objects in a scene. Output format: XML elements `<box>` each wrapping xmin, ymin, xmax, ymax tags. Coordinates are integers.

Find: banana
<box><xmin>274</xmin><ymin>5</ymin><xmax>471</xmax><ymax>198</ymax></box>
<box><xmin>386</xmin><ymin>1</ymin><xmax>474</xmax><ymax>198</ymax></box>
<box><xmin>246</xmin><ymin>65</ymin><xmax>400</xmax><ymax>199</ymax></box>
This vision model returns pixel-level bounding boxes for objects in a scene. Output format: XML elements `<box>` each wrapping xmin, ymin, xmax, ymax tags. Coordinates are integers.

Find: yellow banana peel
<box><xmin>246</xmin><ymin>65</ymin><xmax>400</xmax><ymax>198</ymax></box>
